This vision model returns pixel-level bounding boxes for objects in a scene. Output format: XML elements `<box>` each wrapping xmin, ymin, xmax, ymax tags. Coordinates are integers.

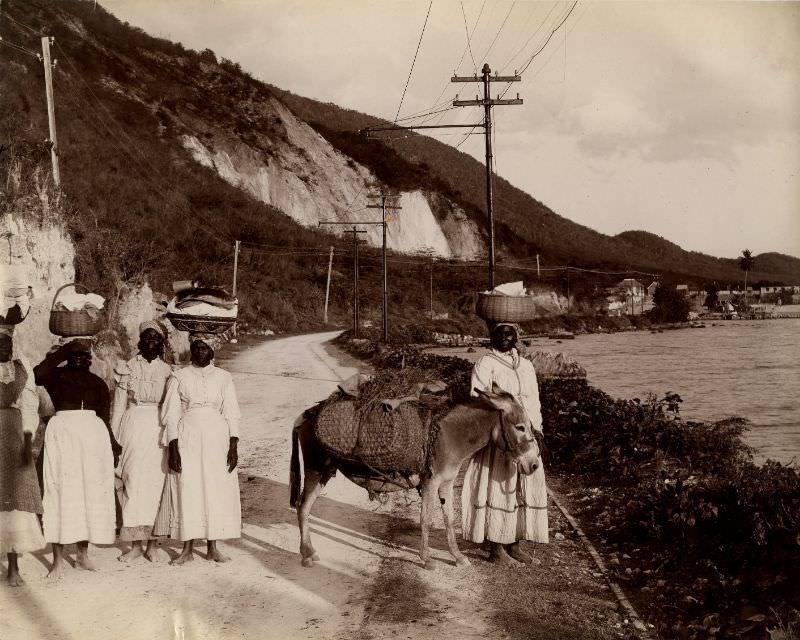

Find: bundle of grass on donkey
<box><xmin>313</xmin><ymin>367</ymin><xmax>460</xmax><ymax>478</ymax></box>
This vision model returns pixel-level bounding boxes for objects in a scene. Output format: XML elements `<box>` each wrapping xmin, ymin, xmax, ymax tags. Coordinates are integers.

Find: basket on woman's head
<box><xmin>48</xmin><ymin>283</ymin><xmax>105</xmax><ymax>337</ymax></box>
<box><xmin>165</xmin><ymin>283</ymin><xmax>238</xmax><ymax>334</ymax></box>
<box><xmin>475</xmin><ymin>281</ymin><xmax>536</xmax><ymax>324</ymax></box>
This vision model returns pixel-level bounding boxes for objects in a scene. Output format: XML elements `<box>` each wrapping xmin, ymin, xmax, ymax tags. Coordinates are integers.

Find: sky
<box><xmin>101</xmin><ymin>0</ymin><xmax>800</xmax><ymax>259</ymax></box>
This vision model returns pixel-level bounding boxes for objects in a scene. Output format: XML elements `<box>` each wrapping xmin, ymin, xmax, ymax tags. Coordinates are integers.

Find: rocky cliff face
<box><xmin>180</xmin><ymin>98</ymin><xmax>483</xmax><ymax>260</ymax></box>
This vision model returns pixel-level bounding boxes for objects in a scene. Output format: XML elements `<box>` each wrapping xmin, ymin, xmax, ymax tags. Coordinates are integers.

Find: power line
<box><xmin>518</xmin><ymin>1</ymin><xmax>578</xmax><ymax>76</ymax></box>
<box><xmin>460</xmin><ymin>1</ymin><xmax>478</xmax><ymax>74</ymax></box>
<box><xmin>477</xmin><ymin>1</ymin><xmax>516</xmax><ymax>64</ymax></box>
<box><xmin>498</xmin><ymin>1</ymin><xmax>560</xmax><ymax>74</ymax></box>
<box><xmin>393</xmin><ymin>0</ymin><xmax>434</xmax><ymax>124</ymax></box>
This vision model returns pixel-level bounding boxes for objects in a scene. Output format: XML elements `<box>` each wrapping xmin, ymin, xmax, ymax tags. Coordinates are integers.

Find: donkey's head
<box><xmin>475</xmin><ymin>385</ymin><xmax>540</xmax><ymax>474</ymax></box>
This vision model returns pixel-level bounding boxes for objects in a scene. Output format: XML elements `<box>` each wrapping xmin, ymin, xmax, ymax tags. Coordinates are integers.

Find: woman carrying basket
<box><xmin>0</xmin><ymin>326</ymin><xmax>45</xmax><ymax>585</ymax></box>
<box><xmin>461</xmin><ymin>322</ymin><xmax>549</xmax><ymax>565</ymax></box>
<box><xmin>111</xmin><ymin>321</ymin><xmax>172</xmax><ymax>562</ymax></box>
<box><xmin>34</xmin><ymin>339</ymin><xmax>121</xmax><ymax>579</ymax></box>
<box><xmin>156</xmin><ymin>332</ymin><xmax>241</xmax><ymax>564</ymax></box>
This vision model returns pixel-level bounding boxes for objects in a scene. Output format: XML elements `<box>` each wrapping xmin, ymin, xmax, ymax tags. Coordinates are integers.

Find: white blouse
<box><xmin>110</xmin><ymin>355</ymin><xmax>172</xmax><ymax>438</ymax></box>
<box><xmin>470</xmin><ymin>348</ymin><xmax>543</xmax><ymax>432</ymax></box>
<box><xmin>161</xmin><ymin>364</ymin><xmax>241</xmax><ymax>443</ymax></box>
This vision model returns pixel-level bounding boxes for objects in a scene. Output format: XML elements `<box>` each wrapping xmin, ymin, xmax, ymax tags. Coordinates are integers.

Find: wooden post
<box><xmin>323</xmin><ymin>245</ymin><xmax>333</xmax><ymax>325</ymax></box>
<box><xmin>41</xmin><ymin>36</ymin><xmax>60</xmax><ymax>189</ymax></box>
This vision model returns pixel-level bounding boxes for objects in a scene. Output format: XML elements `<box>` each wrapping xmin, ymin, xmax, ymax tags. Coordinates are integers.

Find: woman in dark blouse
<box><xmin>34</xmin><ymin>339</ymin><xmax>121</xmax><ymax>579</ymax></box>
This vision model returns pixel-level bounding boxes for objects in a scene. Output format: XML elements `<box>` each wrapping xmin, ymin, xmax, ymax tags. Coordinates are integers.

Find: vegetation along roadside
<box><xmin>335</xmin><ymin>334</ymin><xmax>800</xmax><ymax>640</ymax></box>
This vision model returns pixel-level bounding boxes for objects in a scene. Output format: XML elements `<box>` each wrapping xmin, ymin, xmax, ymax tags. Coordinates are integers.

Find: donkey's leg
<box><xmin>419</xmin><ymin>479</ymin><xmax>440</xmax><ymax>570</ymax></box>
<box><xmin>438</xmin><ymin>480</ymin><xmax>470</xmax><ymax>567</ymax></box>
<box><xmin>297</xmin><ymin>470</ymin><xmax>324</xmax><ymax>567</ymax></box>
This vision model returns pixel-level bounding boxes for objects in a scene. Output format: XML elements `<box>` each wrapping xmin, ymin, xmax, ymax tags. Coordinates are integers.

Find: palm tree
<box><xmin>738</xmin><ymin>249</ymin><xmax>756</xmax><ymax>307</ymax></box>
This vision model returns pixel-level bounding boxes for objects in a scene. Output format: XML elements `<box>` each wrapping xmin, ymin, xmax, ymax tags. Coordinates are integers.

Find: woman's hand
<box><xmin>227</xmin><ymin>437</ymin><xmax>238</xmax><ymax>473</ymax></box>
<box><xmin>168</xmin><ymin>439</ymin><xmax>181</xmax><ymax>473</ymax></box>
<box><xmin>22</xmin><ymin>432</ymin><xmax>33</xmax><ymax>466</ymax></box>
<box><xmin>111</xmin><ymin>438</ymin><xmax>122</xmax><ymax>468</ymax></box>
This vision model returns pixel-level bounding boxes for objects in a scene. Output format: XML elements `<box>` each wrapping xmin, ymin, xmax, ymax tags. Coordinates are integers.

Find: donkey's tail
<box><xmin>289</xmin><ymin>425</ymin><xmax>302</xmax><ymax>508</ymax></box>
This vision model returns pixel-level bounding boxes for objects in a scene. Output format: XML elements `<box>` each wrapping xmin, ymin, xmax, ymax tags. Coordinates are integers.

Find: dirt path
<box><xmin>1</xmin><ymin>332</ymin><xmax>642</xmax><ymax>640</ymax></box>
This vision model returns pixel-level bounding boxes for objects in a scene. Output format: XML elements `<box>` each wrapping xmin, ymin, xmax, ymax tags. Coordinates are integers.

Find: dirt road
<box><xmin>1</xmin><ymin>332</ymin><xmax>637</xmax><ymax>640</ymax></box>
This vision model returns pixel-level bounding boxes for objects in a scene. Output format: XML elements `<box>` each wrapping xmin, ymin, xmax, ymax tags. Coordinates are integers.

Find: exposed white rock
<box><xmin>180</xmin><ymin>99</ymin><xmax>484</xmax><ymax>260</ymax></box>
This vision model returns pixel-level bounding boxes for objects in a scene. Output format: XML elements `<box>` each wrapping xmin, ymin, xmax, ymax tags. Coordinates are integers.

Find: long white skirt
<box><xmin>117</xmin><ymin>405</ymin><xmax>166</xmax><ymax>540</ymax></box>
<box><xmin>461</xmin><ymin>442</ymin><xmax>549</xmax><ymax>545</ymax></box>
<box><xmin>42</xmin><ymin>410</ymin><xmax>115</xmax><ymax>545</ymax></box>
<box><xmin>159</xmin><ymin>406</ymin><xmax>241</xmax><ymax>541</ymax></box>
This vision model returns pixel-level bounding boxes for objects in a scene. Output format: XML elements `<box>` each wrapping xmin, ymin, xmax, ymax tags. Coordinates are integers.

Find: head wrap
<box><xmin>0</xmin><ymin>325</ymin><xmax>14</xmax><ymax>338</ymax></box>
<box><xmin>189</xmin><ymin>332</ymin><xmax>223</xmax><ymax>353</ymax></box>
<box><xmin>139</xmin><ymin>319</ymin><xmax>166</xmax><ymax>338</ymax></box>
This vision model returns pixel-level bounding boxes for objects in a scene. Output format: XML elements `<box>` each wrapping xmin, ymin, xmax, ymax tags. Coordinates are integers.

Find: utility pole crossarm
<box><xmin>451</xmin><ymin>74</ymin><xmax>521</xmax><ymax>83</ymax></box>
<box><xmin>453</xmin><ymin>98</ymin><xmax>523</xmax><ymax>106</ymax></box>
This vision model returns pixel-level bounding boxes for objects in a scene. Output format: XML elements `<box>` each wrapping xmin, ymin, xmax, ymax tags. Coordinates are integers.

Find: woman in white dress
<box><xmin>0</xmin><ymin>327</ymin><xmax>45</xmax><ymax>586</ymax></box>
<box><xmin>34</xmin><ymin>339</ymin><xmax>120</xmax><ymax>579</ymax></box>
<box><xmin>111</xmin><ymin>321</ymin><xmax>171</xmax><ymax>562</ymax></box>
<box><xmin>461</xmin><ymin>322</ymin><xmax>548</xmax><ymax>565</ymax></box>
<box><xmin>158</xmin><ymin>333</ymin><xmax>241</xmax><ymax>564</ymax></box>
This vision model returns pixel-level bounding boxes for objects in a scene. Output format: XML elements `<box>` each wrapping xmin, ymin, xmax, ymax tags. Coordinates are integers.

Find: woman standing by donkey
<box><xmin>462</xmin><ymin>322</ymin><xmax>549</xmax><ymax>565</ymax></box>
<box><xmin>0</xmin><ymin>326</ymin><xmax>45</xmax><ymax>585</ymax></box>
<box><xmin>111</xmin><ymin>321</ymin><xmax>172</xmax><ymax>562</ymax></box>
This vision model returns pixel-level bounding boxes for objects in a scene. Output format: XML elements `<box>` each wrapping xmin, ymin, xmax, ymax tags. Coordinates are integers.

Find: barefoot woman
<box><xmin>110</xmin><ymin>321</ymin><xmax>171</xmax><ymax>562</ymax></box>
<box><xmin>461</xmin><ymin>322</ymin><xmax>549</xmax><ymax>565</ymax></box>
<box><xmin>0</xmin><ymin>326</ymin><xmax>45</xmax><ymax>585</ymax></box>
<box><xmin>157</xmin><ymin>333</ymin><xmax>241</xmax><ymax>564</ymax></box>
<box><xmin>34</xmin><ymin>339</ymin><xmax>121</xmax><ymax>578</ymax></box>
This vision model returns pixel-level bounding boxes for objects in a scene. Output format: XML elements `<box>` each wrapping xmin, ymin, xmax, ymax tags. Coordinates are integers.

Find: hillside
<box><xmin>1</xmin><ymin>0</ymin><xmax>797</xmax><ymax>338</ymax></box>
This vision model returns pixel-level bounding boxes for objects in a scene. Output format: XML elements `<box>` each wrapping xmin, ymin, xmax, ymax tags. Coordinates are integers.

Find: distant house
<box><xmin>612</xmin><ymin>279</ymin><xmax>646</xmax><ymax>315</ymax></box>
<box><xmin>676</xmin><ymin>284</ymin><xmax>689</xmax><ymax>295</ymax></box>
<box><xmin>647</xmin><ymin>281</ymin><xmax>659</xmax><ymax>297</ymax></box>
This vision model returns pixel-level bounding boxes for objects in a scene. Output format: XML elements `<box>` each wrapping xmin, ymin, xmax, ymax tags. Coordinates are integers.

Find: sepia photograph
<box><xmin>0</xmin><ymin>1</ymin><xmax>798</xmax><ymax>638</ymax></box>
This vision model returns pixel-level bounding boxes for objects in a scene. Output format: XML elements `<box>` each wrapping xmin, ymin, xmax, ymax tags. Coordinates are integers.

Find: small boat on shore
<box><xmin>548</xmin><ymin>331</ymin><xmax>575</xmax><ymax>340</ymax></box>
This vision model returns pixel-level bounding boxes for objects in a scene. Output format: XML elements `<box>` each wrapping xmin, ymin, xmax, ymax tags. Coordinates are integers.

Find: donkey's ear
<box><xmin>475</xmin><ymin>387</ymin><xmax>513</xmax><ymax>411</ymax></box>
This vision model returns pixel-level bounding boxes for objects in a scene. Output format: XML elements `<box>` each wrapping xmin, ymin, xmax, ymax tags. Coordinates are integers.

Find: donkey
<box><xmin>289</xmin><ymin>386</ymin><xmax>540</xmax><ymax>569</ymax></box>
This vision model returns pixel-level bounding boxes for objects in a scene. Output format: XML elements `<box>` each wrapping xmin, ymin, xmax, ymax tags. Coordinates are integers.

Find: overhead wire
<box><xmin>518</xmin><ymin>1</ymin><xmax>578</xmax><ymax>76</ymax></box>
<box><xmin>393</xmin><ymin>0</ymin><xmax>434</xmax><ymax>124</ymax></box>
<box><xmin>477</xmin><ymin>1</ymin><xmax>516</xmax><ymax>65</ymax></box>
<box><xmin>460</xmin><ymin>1</ymin><xmax>478</xmax><ymax>74</ymax></box>
<box><xmin>498</xmin><ymin>1</ymin><xmax>560</xmax><ymax>74</ymax></box>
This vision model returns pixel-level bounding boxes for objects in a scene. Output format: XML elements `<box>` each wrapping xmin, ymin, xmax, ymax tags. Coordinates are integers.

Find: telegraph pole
<box><xmin>367</xmin><ymin>194</ymin><xmax>401</xmax><ymax>343</ymax></box>
<box><xmin>452</xmin><ymin>63</ymin><xmax>522</xmax><ymax>289</ymax></box>
<box><xmin>40</xmin><ymin>36</ymin><xmax>60</xmax><ymax>189</ymax></box>
<box><xmin>323</xmin><ymin>245</ymin><xmax>334</xmax><ymax>325</ymax></box>
<box><xmin>319</xmin><ymin>223</ymin><xmax>368</xmax><ymax>338</ymax></box>
<box><xmin>232</xmin><ymin>239</ymin><xmax>240</xmax><ymax>297</ymax></box>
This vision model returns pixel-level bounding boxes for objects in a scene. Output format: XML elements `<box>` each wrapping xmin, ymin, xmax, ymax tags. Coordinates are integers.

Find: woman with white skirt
<box><xmin>34</xmin><ymin>339</ymin><xmax>121</xmax><ymax>579</ymax></box>
<box><xmin>461</xmin><ymin>322</ymin><xmax>549</xmax><ymax>565</ymax></box>
<box><xmin>156</xmin><ymin>333</ymin><xmax>241</xmax><ymax>564</ymax></box>
<box><xmin>110</xmin><ymin>321</ymin><xmax>171</xmax><ymax>561</ymax></box>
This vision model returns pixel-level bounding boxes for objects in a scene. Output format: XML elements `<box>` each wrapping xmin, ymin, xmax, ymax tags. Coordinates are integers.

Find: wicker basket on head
<box><xmin>49</xmin><ymin>283</ymin><xmax>104</xmax><ymax>337</ymax></box>
<box><xmin>165</xmin><ymin>313</ymin><xmax>235</xmax><ymax>334</ymax></box>
<box><xmin>0</xmin><ymin>235</ymin><xmax>31</xmax><ymax>325</ymax></box>
<box><xmin>475</xmin><ymin>293</ymin><xmax>536</xmax><ymax>323</ymax></box>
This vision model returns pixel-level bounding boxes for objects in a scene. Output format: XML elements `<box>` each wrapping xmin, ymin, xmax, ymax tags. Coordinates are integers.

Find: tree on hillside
<box><xmin>703</xmin><ymin>283</ymin><xmax>719</xmax><ymax>311</ymax></box>
<box><xmin>649</xmin><ymin>284</ymin><xmax>690</xmax><ymax>323</ymax></box>
<box><xmin>738</xmin><ymin>249</ymin><xmax>755</xmax><ymax>306</ymax></box>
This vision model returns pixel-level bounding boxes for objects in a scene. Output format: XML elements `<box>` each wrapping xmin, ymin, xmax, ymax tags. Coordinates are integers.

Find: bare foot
<box><xmin>507</xmin><ymin>543</ymin><xmax>533</xmax><ymax>564</ymax></box>
<box><xmin>488</xmin><ymin>543</ymin><xmax>522</xmax><ymax>567</ymax></box>
<box><xmin>169</xmin><ymin>552</ymin><xmax>194</xmax><ymax>566</ymax></box>
<box><xmin>75</xmin><ymin>553</ymin><xmax>98</xmax><ymax>572</ymax></box>
<box><xmin>206</xmin><ymin>548</ymin><xmax>231</xmax><ymax>563</ymax></box>
<box><xmin>7</xmin><ymin>571</ymin><xmax>25</xmax><ymax>587</ymax></box>
<box><xmin>118</xmin><ymin>546</ymin><xmax>143</xmax><ymax>563</ymax></box>
<box><xmin>47</xmin><ymin>561</ymin><xmax>67</xmax><ymax>581</ymax></box>
<box><xmin>143</xmin><ymin>547</ymin><xmax>169</xmax><ymax>563</ymax></box>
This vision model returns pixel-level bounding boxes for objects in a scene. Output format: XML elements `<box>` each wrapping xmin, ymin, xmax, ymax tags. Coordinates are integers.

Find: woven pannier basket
<box><xmin>48</xmin><ymin>283</ymin><xmax>104</xmax><ymax>337</ymax></box>
<box><xmin>166</xmin><ymin>313</ymin><xmax>235</xmax><ymax>334</ymax></box>
<box><xmin>475</xmin><ymin>293</ymin><xmax>536</xmax><ymax>323</ymax></box>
